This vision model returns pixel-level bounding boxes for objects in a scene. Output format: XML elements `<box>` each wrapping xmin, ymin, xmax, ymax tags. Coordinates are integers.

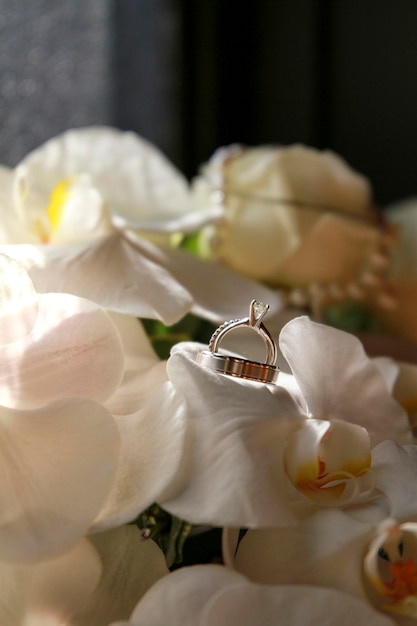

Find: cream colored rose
<box><xmin>192</xmin><ymin>144</ymin><xmax>382</xmax><ymax>288</ymax></box>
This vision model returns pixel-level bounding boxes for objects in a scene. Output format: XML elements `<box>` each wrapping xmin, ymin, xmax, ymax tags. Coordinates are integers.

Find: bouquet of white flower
<box><xmin>1</xmin><ymin>127</ymin><xmax>417</xmax><ymax>625</ymax></box>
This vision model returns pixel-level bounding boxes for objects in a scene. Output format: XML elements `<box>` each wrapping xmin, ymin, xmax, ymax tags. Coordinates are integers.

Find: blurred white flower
<box><xmin>110</xmin><ymin>562</ymin><xmax>394</xmax><ymax>626</ymax></box>
<box><xmin>192</xmin><ymin>144</ymin><xmax>383</xmax><ymax>289</ymax></box>
<box><xmin>233</xmin><ymin>442</ymin><xmax>417</xmax><ymax>620</ymax></box>
<box><xmin>0</xmin><ymin>255</ymin><xmax>186</xmax><ymax>560</ymax></box>
<box><xmin>0</xmin><ymin>525</ymin><xmax>168</xmax><ymax>626</ymax></box>
<box><xmin>0</xmin><ymin>128</ymin><xmax>283</xmax><ymax>325</ymax></box>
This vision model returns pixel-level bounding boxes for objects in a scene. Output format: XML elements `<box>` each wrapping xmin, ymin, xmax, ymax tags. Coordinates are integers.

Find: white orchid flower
<box><xmin>232</xmin><ymin>441</ymin><xmax>417</xmax><ymax>621</ymax></box>
<box><xmin>278</xmin><ymin>316</ymin><xmax>412</xmax><ymax>505</ymax></box>
<box><xmin>0</xmin><ymin>525</ymin><xmax>168</xmax><ymax>626</ymax></box>
<box><xmin>110</xmin><ymin>563</ymin><xmax>394</xmax><ymax>626</ymax></box>
<box><xmin>156</xmin><ymin>316</ymin><xmax>411</xmax><ymax>527</ymax></box>
<box><xmin>0</xmin><ymin>127</ymin><xmax>283</xmax><ymax>325</ymax></box>
<box><xmin>0</xmin><ymin>255</ymin><xmax>186</xmax><ymax>559</ymax></box>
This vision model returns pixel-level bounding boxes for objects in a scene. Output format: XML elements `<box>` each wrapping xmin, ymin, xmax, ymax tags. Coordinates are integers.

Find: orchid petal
<box><xmin>93</xmin><ymin>381</ymin><xmax>188</xmax><ymax>530</ymax></box>
<box><xmin>0</xmin><ymin>166</ymin><xmax>35</xmax><ymax>244</ymax></box>
<box><xmin>0</xmin><ymin>538</ymin><xmax>102</xmax><ymax>625</ymax></box>
<box><xmin>0</xmin><ymin>255</ymin><xmax>39</xmax><ymax>344</ymax></box>
<box><xmin>279</xmin><ymin>316</ymin><xmax>412</xmax><ymax>445</ymax></box>
<box><xmin>115</xmin><ymin>563</ymin><xmax>394</xmax><ymax>626</ymax></box>
<box><xmin>123</xmin><ymin>565</ymin><xmax>248</xmax><ymax>626</ymax></box>
<box><xmin>234</xmin><ymin>508</ymin><xmax>378</xmax><ymax>601</ymax></box>
<box><xmin>0</xmin><ymin>292</ymin><xmax>125</xmax><ymax>409</ymax></box>
<box><xmin>372</xmin><ymin>441</ymin><xmax>417</xmax><ymax>520</ymax></box>
<box><xmin>0</xmin><ymin>234</ymin><xmax>194</xmax><ymax>323</ymax></box>
<box><xmin>285</xmin><ymin>418</ymin><xmax>371</xmax><ymax>503</ymax></box>
<box><xmin>0</xmin><ymin>398</ymin><xmax>120</xmax><ymax>562</ymax></box>
<box><xmin>0</xmin><ymin>525</ymin><xmax>168</xmax><ymax>626</ymax></box>
<box><xmin>125</xmin><ymin>230</ymin><xmax>285</xmax><ymax>323</ymax></box>
<box><xmin>364</xmin><ymin>520</ymin><xmax>417</xmax><ymax>618</ymax></box>
<box><xmin>49</xmin><ymin>173</ymin><xmax>112</xmax><ymax>243</ymax></box>
<box><xmin>107</xmin><ymin>313</ymin><xmax>159</xmax><ymax>365</ymax></box>
<box><xmin>372</xmin><ymin>357</ymin><xmax>399</xmax><ymax>394</ymax></box>
<box><xmin>204</xmin><ymin>581</ymin><xmax>394</xmax><ymax>626</ymax></box>
<box><xmin>391</xmin><ymin>362</ymin><xmax>417</xmax><ymax>436</ymax></box>
<box><xmin>158</xmin><ymin>343</ymin><xmax>306</xmax><ymax>527</ymax></box>
<box><xmin>15</xmin><ymin>126</ymin><xmax>192</xmax><ymax>227</ymax></box>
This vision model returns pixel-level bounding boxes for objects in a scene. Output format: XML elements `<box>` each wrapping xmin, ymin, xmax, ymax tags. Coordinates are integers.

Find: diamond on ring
<box><xmin>197</xmin><ymin>300</ymin><xmax>280</xmax><ymax>384</ymax></box>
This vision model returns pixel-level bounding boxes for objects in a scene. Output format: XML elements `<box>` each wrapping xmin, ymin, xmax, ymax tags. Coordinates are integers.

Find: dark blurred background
<box><xmin>1</xmin><ymin>0</ymin><xmax>416</xmax><ymax>205</ymax></box>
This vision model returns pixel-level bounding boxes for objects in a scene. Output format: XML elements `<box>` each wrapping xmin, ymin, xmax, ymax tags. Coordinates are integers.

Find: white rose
<box><xmin>193</xmin><ymin>144</ymin><xmax>382</xmax><ymax>288</ymax></box>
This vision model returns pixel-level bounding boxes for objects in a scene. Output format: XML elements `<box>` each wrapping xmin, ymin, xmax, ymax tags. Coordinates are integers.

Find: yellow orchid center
<box><xmin>284</xmin><ymin>419</ymin><xmax>372</xmax><ymax>504</ymax></box>
<box><xmin>294</xmin><ymin>455</ymin><xmax>371</xmax><ymax>501</ymax></box>
<box><xmin>46</xmin><ymin>177</ymin><xmax>73</xmax><ymax>233</ymax></box>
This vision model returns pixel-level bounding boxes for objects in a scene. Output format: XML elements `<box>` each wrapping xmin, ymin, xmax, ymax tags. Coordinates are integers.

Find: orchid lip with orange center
<box><xmin>384</xmin><ymin>558</ymin><xmax>417</xmax><ymax>601</ymax></box>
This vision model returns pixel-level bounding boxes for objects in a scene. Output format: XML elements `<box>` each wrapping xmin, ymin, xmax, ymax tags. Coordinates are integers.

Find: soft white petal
<box><xmin>124</xmin><ymin>565</ymin><xmax>248</xmax><ymax>626</ymax></box>
<box><xmin>93</xmin><ymin>381</ymin><xmax>188</xmax><ymax>530</ymax></box>
<box><xmin>372</xmin><ymin>357</ymin><xmax>399</xmax><ymax>394</ymax></box>
<box><xmin>0</xmin><ymin>234</ymin><xmax>194</xmax><ymax>323</ymax></box>
<box><xmin>234</xmin><ymin>508</ymin><xmax>378</xmax><ymax>600</ymax></box>
<box><xmin>204</xmin><ymin>582</ymin><xmax>394</xmax><ymax>626</ymax></box>
<box><xmin>279</xmin><ymin>317</ymin><xmax>412</xmax><ymax>445</ymax></box>
<box><xmin>50</xmin><ymin>173</ymin><xmax>112</xmax><ymax>243</ymax></box>
<box><xmin>0</xmin><ymin>292</ymin><xmax>125</xmax><ymax>409</ymax></box>
<box><xmin>125</xmin><ymin>230</ymin><xmax>285</xmax><ymax>323</ymax></box>
<box><xmin>274</xmin><ymin>213</ymin><xmax>380</xmax><ymax>286</ymax></box>
<box><xmin>0</xmin><ymin>525</ymin><xmax>168</xmax><ymax>626</ymax></box>
<box><xmin>0</xmin><ymin>538</ymin><xmax>102</xmax><ymax>625</ymax></box>
<box><xmin>0</xmin><ymin>166</ymin><xmax>36</xmax><ymax>244</ymax></box>
<box><xmin>159</xmin><ymin>343</ymin><xmax>306</xmax><ymax>527</ymax></box>
<box><xmin>0</xmin><ymin>399</ymin><xmax>120</xmax><ymax>562</ymax></box>
<box><xmin>115</xmin><ymin>563</ymin><xmax>394</xmax><ymax>626</ymax></box>
<box><xmin>107</xmin><ymin>313</ymin><xmax>159</xmax><ymax>365</ymax></box>
<box><xmin>0</xmin><ymin>255</ymin><xmax>39</xmax><ymax>343</ymax></box>
<box><xmin>16</xmin><ymin>126</ymin><xmax>192</xmax><ymax>226</ymax></box>
<box><xmin>372</xmin><ymin>441</ymin><xmax>417</xmax><ymax>520</ymax></box>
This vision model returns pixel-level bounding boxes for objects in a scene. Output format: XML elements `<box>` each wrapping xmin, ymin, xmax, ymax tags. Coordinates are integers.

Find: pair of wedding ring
<box><xmin>197</xmin><ymin>299</ymin><xmax>280</xmax><ymax>385</ymax></box>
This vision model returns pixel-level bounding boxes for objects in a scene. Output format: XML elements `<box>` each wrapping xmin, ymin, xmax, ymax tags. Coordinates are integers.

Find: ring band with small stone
<box><xmin>197</xmin><ymin>299</ymin><xmax>280</xmax><ymax>384</ymax></box>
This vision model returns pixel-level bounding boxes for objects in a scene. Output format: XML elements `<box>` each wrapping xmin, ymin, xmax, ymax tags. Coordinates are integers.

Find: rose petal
<box><xmin>279</xmin><ymin>317</ymin><xmax>412</xmax><ymax>445</ymax></box>
<box><xmin>158</xmin><ymin>343</ymin><xmax>306</xmax><ymax>527</ymax></box>
<box><xmin>0</xmin><ymin>292</ymin><xmax>125</xmax><ymax>409</ymax></box>
<box><xmin>275</xmin><ymin>213</ymin><xmax>380</xmax><ymax>286</ymax></box>
<box><xmin>0</xmin><ymin>398</ymin><xmax>120</xmax><ymax>562</ymax></box>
